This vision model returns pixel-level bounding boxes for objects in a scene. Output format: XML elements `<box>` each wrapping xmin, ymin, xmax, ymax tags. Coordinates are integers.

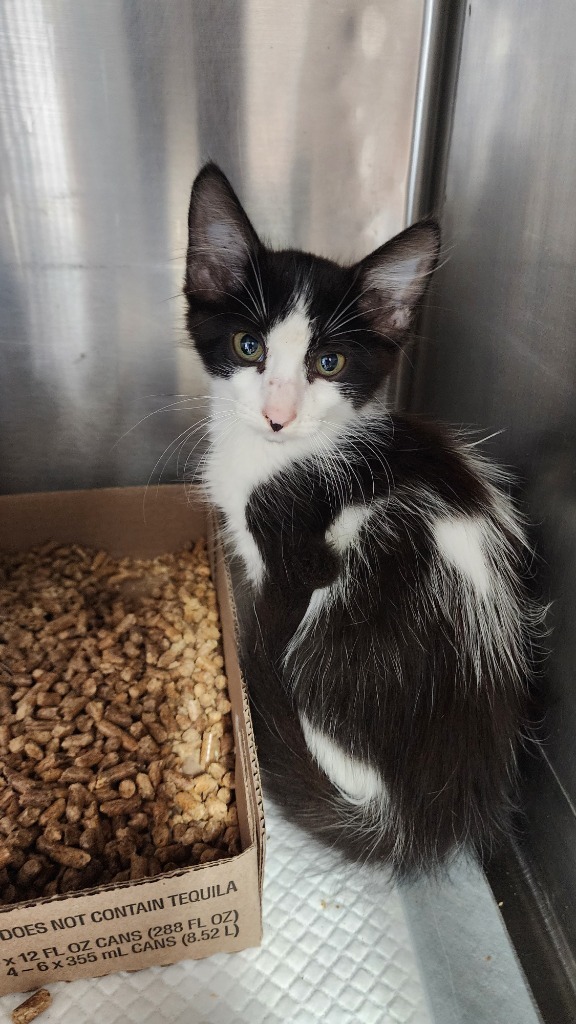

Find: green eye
<box><xmin>316</xmin><ymin>352</ymin><xmax>346</xmax><ymax>377</ymax></box>
<box><xmin>232</xmin><ymin>332</ymin><xmax>264</xmax><ymax>363</ymax></box>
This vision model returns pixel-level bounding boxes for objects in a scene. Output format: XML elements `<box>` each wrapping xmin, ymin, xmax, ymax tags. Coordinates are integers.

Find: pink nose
<box><xmin>263</xmin><ymin>381</ymin><xmax>298</xmax><ymax>431</ymax></box>
<box><xmin>263</xmin><ymin>410</ymin><xmax>296</xmax><ymax>432</ymax></box>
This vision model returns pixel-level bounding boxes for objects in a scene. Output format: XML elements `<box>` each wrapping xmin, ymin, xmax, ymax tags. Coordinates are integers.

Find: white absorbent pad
<box><xmin>1</xmin><ymin>801</ymin><xmax>431</xmax><ymax>1024</ymax></box>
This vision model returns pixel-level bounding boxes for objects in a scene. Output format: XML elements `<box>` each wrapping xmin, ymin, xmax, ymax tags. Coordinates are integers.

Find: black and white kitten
<box><xmin>184</xmin><ymin>163</ymin><xmax>540</xmax><ymax>876</ymax></box>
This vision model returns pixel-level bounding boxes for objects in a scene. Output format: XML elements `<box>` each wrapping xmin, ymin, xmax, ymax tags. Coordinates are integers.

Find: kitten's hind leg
<box><xmin>300</xmin><ymin>715</ymin><xmax>385</xmax><ymax>806</ymax></box>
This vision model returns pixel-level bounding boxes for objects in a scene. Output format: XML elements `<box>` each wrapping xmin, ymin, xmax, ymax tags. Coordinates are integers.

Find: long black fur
<box><xmin>242</xmin><ymin>417</ymin><xmax>536</xmax><ymax>876</ymax></box>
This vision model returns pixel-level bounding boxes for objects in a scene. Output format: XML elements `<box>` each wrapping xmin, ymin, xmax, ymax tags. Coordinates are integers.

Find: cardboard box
<box><xmin>0</xmin><ymin>485</ymin><xmax>264</xmax><ymax>995</ymax></box>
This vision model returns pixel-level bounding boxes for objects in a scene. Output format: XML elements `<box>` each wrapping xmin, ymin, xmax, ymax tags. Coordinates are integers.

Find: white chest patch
<box><xmin>432</xmin><ymin>516</ymin><xmax>490</xmax><ymax>596</ymax></box>
<box><xmin>209</xmin><ymin>467</ymin><xmax>265</xmax><ymax>587</ymax></box>
<box><xmin>228</xmin><ymin>513</ymin><xmax>265</xmax><ymax>588</ymax></box>
<box><xmin>300</xmin><ymin>715</ymin><xmax>385</xmax><ymax>805</ymax></box>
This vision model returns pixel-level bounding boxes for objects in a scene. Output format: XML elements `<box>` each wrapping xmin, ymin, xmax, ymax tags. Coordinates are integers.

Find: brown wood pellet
<box><xmin>0</xmin><ymin>539</ymin><xmax>239</xmax><ymax>905</ymax></box>
<box><xmin>12</xmin><ymin>988</ymin><xmax>52</xmax><ymax>1024</ymax></box>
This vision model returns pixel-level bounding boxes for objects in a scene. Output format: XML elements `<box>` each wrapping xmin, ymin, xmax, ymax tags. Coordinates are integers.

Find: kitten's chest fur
<box><xmin>205</xmin><ymin>419</ymin><xmax>313</xmax><ymax>586</ymax></box>
<box><xmin>204</xmin><ymin>428</ymin><xmax>266</xmax><ymax>585</ymax></box>
<box><xmin>205</xmin><ymin>412</ymin><xmax>367</xmax><ymax>593</ymax></box>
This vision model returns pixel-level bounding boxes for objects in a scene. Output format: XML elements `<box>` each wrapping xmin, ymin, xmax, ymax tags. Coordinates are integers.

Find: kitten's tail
<box><xmin>247</xmin><ymin>660</ymin><xmax>520</xmax><ymax>879</ymax></box>
<box><xmin>247</xmin><ymin>668</ymin><xmax>405</xmax><ymax>875</ymax></box>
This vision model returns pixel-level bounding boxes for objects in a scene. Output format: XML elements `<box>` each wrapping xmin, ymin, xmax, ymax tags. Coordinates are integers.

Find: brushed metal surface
<box><xmin>0</xmin><ymin>0</ymin><xmax>424</xmax><ymax>495</ymax></box>
<box><xmin>392</xmin><ymin>0</ymin><xmax>464</xmax><ymax>409</ymax></box>
<box><xmin>411</xmin><ymin>0</ymin><xmax>576</xmax><ymax>966</ymax></box>
<box><xmin>413</xmin><ymin>3</ymin><xmax>576</xmax><ymax>465</ymax></box>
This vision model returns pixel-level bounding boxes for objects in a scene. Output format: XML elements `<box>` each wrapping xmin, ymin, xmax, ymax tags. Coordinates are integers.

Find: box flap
<box><xmin>0</xmin><ymin>485</ymin><xmax>206</xmax><ymax>558</ymax></box>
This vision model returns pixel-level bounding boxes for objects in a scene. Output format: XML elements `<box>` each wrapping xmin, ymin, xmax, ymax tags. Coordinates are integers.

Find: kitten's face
<box><xmin>184</xmin><ymin>164</ymin><xmax>439</xmax><ymax>448</ymax></box>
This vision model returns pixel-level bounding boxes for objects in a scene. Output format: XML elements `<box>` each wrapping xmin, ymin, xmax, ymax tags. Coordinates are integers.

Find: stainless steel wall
<box><xmin>0</xmin><ymin>0</ymin><xmax>424</xmax><ymax>496</ymax></box>
<box><xmin>412</xmin><ymin>0</ymin><xmax>576</xmax><ymax>961</ymax></box>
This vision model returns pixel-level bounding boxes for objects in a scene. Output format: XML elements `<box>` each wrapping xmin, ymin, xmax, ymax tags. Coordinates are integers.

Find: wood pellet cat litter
<box><xmin>11</xmin><ymin>988</ymin><xmax>52</xmax><ymax>1024</ymax></box>
<box><xmin>0</xmin><ymin>539</ymin><xmax>239</xmax><ymax>904</ymax></box>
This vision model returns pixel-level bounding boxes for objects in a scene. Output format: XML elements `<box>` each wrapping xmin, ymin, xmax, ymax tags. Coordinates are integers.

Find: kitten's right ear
<box><xmin>185</xmin><ymin>163</ymin><xmax>259</xmax><ymax>301</ymax></box>
<box><xmin>355</xmin><ymin>219</ymin><xmax>440</xmax><ymax>339</ymax></box>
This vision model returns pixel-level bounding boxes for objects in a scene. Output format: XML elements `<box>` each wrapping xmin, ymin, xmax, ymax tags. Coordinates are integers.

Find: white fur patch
<box><xmin>203</xmin><ymin>295</ymin><xmax>365</xmax><ymax>584</ymax></box>
<box><xmin>229</xmin><ymin>515</ymin><xmax>265</xmax><ymax>586</ymax></box>
<box><xmin>297</xmin><ymin>584</ymin><xmax>334</xmax><ymax>632</ymax></box>
<box><xmin>261</xmin><ymin>301</ymin><xmax>311</xmax><ymax>428</ymax></box>
<box><xmin>265</xmin><ymin>299</ymin><xmax>312</xmax><ymax>377</ymax></box>
<box><xmin>326</xmin><ymin>503</ymin><xmax>372</xmax><ymax>553</ymax></box>
<box><xmin>203</xmin><ymin>420</ymin><xmax>273</xmax><ymax>587</ymax></box>
<box><xmin>432</xmin><ymin>516</ymin><xmax>490</xmax><ymax>596</ymax></box>
<box><xmin>300</xmin><ymin>715</ymin><xmax>384</xmax><ymax>805</ymax></box>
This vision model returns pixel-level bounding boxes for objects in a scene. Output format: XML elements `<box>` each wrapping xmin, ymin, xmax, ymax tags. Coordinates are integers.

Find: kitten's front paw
<box><xmin>292</xmin><ymin>541</ymin><xmax>341</xmax><ymax>590</ymax></box>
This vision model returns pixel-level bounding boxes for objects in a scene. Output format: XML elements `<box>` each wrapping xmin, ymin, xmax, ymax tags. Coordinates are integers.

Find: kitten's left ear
<box><xmin>185</xmin><ymin>162</ymin><xmax>260</xmax><ymax>301</ymax></box>
<box><xmin>355</xmin><ymin>220</ymin><xmax>440</xmax><ymax>338</ymax></box>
